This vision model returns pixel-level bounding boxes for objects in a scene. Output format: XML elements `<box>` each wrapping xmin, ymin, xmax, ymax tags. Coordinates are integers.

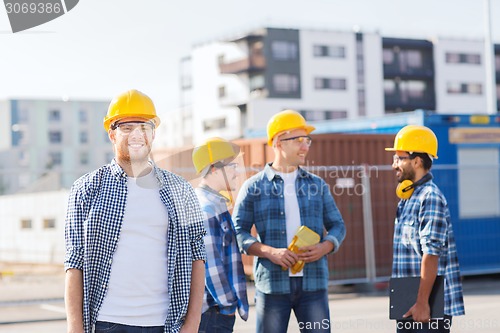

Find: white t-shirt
<box><xmin>98</xmin><ymin>170</ymin><xmax>169</xmax><ymax>326</ymax></box>
<box><xmin>277</xmin><ymin>169</ymin><xmax>303</xmax><ymax>277</ymax></box>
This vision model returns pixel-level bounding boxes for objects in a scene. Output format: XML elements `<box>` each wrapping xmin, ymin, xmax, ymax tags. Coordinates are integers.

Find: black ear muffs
<box><xmin>396</xmin><ymin>173</ymin><xmax>433</xmax><ymax>199</ymax></box>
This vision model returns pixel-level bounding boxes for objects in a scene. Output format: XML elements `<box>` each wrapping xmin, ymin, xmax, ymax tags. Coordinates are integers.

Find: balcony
<box><xmin>384</xmin><ymin>64</ymin><xmax>434</xmax><ymax>79</ymax></box>
<box><xmin>219</xmin><ymin>54</ymin><xmax>266</xmax><ymax>75</ymax></box>
<box><xmin>385</xmin><ymin>92</ymin><xmax>435</xmax><ymax>111</ymax></box>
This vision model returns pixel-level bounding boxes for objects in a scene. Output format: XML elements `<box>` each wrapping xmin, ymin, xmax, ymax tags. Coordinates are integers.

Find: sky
<box><xmin>1</xmin><ymin>0</ymin><xmax>499</xmax><ymax>119</ymax></box>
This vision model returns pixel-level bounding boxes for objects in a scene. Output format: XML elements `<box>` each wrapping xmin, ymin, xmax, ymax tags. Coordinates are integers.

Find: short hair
<box><xmin>409</xmin><ymin>152</ymin><xmax>433</xmax><ymax>170</ymax></box>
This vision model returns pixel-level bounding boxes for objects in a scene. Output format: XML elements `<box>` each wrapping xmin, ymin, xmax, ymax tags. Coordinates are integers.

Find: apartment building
<box><xmin>177</xmin><ymin>27</ymin><xmax>500</xmax><ymax>146</ymax></box>
<box><xmin>0</xmin><ymin>98</ymin><xmax>112</xmax><ymax>195</ymax></box>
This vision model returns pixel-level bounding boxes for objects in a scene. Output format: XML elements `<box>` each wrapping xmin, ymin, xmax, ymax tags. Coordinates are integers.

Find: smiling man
<box><xmin>232</xmin><ymin>110</ymin><xmax>346</xmax><ymax>333</ymax></box>
<box><xmin>64</xmin><ymin>89</ymin><xmax>206</xmax><ymax>333</ymax></box>
<box><xmin>386</xmin><ymin>125</ymin><xmax>465</xmax><ymax>333</ymax></box>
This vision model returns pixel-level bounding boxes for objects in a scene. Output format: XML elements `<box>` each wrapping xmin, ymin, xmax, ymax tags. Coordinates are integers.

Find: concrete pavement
<box><xmin>1</xmin><ymin>263</ymin><xmax>499</xmax><ymax>332</ymax></box>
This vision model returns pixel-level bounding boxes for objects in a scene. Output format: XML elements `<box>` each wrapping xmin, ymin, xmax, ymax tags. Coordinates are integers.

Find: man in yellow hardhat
<box><xmin>64</xmin><ymin>89</ymin><xmax>206</xmax><ymax>333</ymax></box>
<box><xmin>386</xmin><ymin>125</ymin><xmax>465</xmax><ymax>332</ymax></box>
<box><xmin>192</xmin><ymin>138</ymin><xmax>249</xmax><ymax>333</ymax></box>
<box><xmin>232</xmin><ymin>110</ymin><xmax>346</xmax><ymax>333</ymax></box>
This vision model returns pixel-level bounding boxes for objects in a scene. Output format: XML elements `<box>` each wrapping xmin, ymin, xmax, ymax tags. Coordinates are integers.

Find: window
<box><xmin>49</xmin><ymin>152</ymin><xmax>62</xmax><ymax>166</ymax></box>
<box><xmin>458</xmin><ymin>148</ymin><xmax>500</xmax><ymax>217</ymax></box>
<box><xmin>20</xmin><ymin>219</ymin><xmax>32</xmax><ymax>229</ymax></box>
<box><xmin>445</xmin><ymin>53</ymin><xmax>460</xmax><ymax>63</ymax></box>
<box><xmin>249</xmin><ymin>74</ymin><xmax>265</xmax><ymax>91</ymax></box>
<box><xmin>406</xmin><ymin>50</ymin><xmax>423</xmax><ymax>68</ymax></box>
<box><xmin>49</xmin><ymin>131</ymin><xmax>62</xmax><ymax>143</ymax></box>
<box><xmin>299</xmin><ymin>110</ymin><xmax>347</xmax><ymax>121</ymax></box>
<box><xmin>465</xmin><ymin>53</ymin><xmax>481</xmax><ymax>64</ymax></box>
<box><xmin>313</xmin><ymin>45</ymin><xmax>345</xmax><ymax>58</ymax></box>
<box><xmin>48</xmin><ymin>109</ymin><xmax>61</xmax><ymax>122</ymax></box>
<box><xmin>446</xmin><ymin>52</ymin><xmax>481</xmax><ymax>64</ymax></box>
<box><xmin>400</xmin><ymin>80</ymin><xmax>426</xmax><ymax>99</ymax></box>
<box><xmin>80</xmin><ymin>131</ymin><xmax>88</xmax><ymax>144</ymax></box>
<box><xmin>43</xmin><ymin>218</ymin><xmax>56</xmax><ymax>229</ymax></box>
<box><xmin>467</xmin><ymin>83</ymin><xmax>482</xmax><ymax>94</ymax></box>
<box><xmin>383</xmin><ymin>49</ymin><xmax>395</xmax><ymax>64</ymax></box>
<box><xmin>79</xmin><ymin>110</ymin><xmax>87</xmax><ymax>122</ymax></box>
<box><xmin>447</xmin><ymin>82</ymin><xmax>482</xmax><ymax>95</ymax></box>
<box><xmin>384</xmin><ymin>80</ymin><xmax>396</xmax><ymax>95</ymax></box>
<box><xmin>271</xmin><ymin>41</ymin><xmax>298</xmax><ymax>60</ymax></box>
<box><xmin>18</xmin><ymin>150</ymin><xmax>29</xmax><ymax>166</ymax></box>
<box><xmin>314</xmin><ymin>78</ymin><xmax>346</xmax><ymax>90</ymax></box>
<box><xmin>17</xmin><ymin>108</ymin><xmax>29</xmax><ymax>122</ymax></box>
<box><xmin>273</xmin><ymin>74</ymin><xmax>299</xmax><ymax>93</ymax></box>
<box><xmin>325</xmin><ymin>111</ymin><xmax>348</xmax><ymax>120</ymax></box>
<box><xmin>80</xmin><ymin>151</ymin><xmax>89</xmax><ymax>165</ymax></box>
<box><xmin>218</xmin><ymin>85</ymin><xmax>226</xmax><ymax>98</ymax></box>
<box><xmin>203</xmin><ymin>117</ymin><xmax>226</xmax><ymax>131</ymax></box>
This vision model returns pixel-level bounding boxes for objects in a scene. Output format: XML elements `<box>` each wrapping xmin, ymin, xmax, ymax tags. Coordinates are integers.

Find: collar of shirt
<box><xmin>263</xmin><ymin>163</ymin><xmax>310</xmax><ymax>181</ymax></box>
<box><xmin>199</xmin><ymin>185</ymin><xmax>230</xmax><ymax>203</ymax></box>
<box><xmin>110</xmin><ymin>159</ymin><xmax>169</xmax><ymax>188</ymax></box>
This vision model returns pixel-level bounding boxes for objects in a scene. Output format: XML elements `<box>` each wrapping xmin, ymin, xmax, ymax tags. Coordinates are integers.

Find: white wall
<box><xmin>299</xmin><ymin>30</ymin><xmax>358</xmax><ymax>117</ymax></box>
<box><xmin>0</xmin><ymin>100</ymin><xmax>11</xmax><ymax>150</ymax></box>
<box><xmin>363</xmin><ymin>33</ymin><xmax>385</xmax><ymax>118</ymax></box>
<box><xmin>434</xmin><ymin>38</ymin><xmax>487</xmax><ymax>113</ymax></box>
<box><xmin>0</xmin><ymin>190</ymin><xmax>68</xmax><ymax>263</ymax></box>
<box><xmin>191</xmin><ymin>42</ymin><xmax>249</xmax><ymax>144</ymax></box>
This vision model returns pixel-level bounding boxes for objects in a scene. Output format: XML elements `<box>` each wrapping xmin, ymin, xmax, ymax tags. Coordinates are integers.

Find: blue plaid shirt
<box><xmin>392</xmin><ymin>177</ymin><xmax>465</xmax><ymax>316</ymax></box>
<box><xmin>195</xmin><ymin>186</ymin><xmax>249</xmax><ymax>320</ymax></box>
<box><xmin>64</xmin><ymin>160</ymin><xmax>206</xmax><ymax>333</ymax></box>
<box><xmin>232</xmin><ymin>164</ymin><xmax>346</xmax><ymax>294</ymax></box>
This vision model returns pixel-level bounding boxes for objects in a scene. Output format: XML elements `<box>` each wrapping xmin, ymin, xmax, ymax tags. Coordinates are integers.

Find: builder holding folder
<box><xmin>386</xmin><ymin>125</ymin><xmax>465</xmax><ymax>332</ymax></box>
<box><xmin>232</xmin><ymin>110</ymin><xmax>346</xmax><ymax>333</ymax></box>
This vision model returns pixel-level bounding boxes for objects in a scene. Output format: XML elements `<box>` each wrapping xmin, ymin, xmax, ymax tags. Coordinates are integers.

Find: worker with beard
<box><xmin>386</xmin><ymin>125</ymin><xmax>465</xmax><ymax>333</ymax></box>
<box><xmin>64</xmin><ymin>89</ymin><xmax>206</xmax><ymax>333</ymax></box>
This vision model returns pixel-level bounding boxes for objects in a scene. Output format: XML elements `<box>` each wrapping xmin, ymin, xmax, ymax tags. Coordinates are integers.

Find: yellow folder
<box><xmin>286</xmin><ymin>226</ymin><xmax>321</xmax><ymax>274</ymax></box>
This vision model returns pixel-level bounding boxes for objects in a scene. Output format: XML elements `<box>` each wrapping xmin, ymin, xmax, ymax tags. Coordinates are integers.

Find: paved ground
<box><xmin>1</xmin><ymin>262</ymin><xmax>499</xmax><ymax>332</ymax></box>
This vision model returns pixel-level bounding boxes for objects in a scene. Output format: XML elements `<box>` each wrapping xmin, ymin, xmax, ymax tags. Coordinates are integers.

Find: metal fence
<box><xmin>1</xmin><ymin>154</ymin><xmax>499</xmax><ymax>284</ymax></box>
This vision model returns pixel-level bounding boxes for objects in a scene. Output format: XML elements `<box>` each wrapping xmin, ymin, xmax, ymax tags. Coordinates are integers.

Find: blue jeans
<box><xmin>255</xmin><ymin>277</ymin><xmax>330</xmax><ymax>333</ymax></box>
<box><xmin>198</xmin><ymin>307</ymin><xmax>236</xmax><ymax>333</ymax></box>
<box><xmin>396</xmin><ymin>316</ymin><xmax>453</xmax><ymax>333</ymax></box>
<box><xmin>94</xmin><ymin>321</ymin><xmax>164</xmax><ymax>333</ymax></box>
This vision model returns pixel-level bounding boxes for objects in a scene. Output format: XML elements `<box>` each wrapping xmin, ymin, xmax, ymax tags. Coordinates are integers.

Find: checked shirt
<box><xmin>64</xmin><ymin>160</ymin><xmax>206</xmax><ymax>333</ymax></box>
<box><xmin>232</xmin><ymin>163</ymin><xmax>346</xmax><ymax>294</ymax></box>
<box><xmin>392</xmin><ymin>177</ymin><xmax>465</xmax><ymax>316</ymax></box>
<box><xmin>195</xmin><ymin>186</ymin><xmax>249</xmax><ymax>320</ymax></box>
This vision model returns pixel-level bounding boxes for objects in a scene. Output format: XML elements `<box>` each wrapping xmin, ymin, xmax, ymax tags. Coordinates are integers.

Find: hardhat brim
<box><xmin>104</xmin><ymin>114</ymin><xmax>160</xmax><ymax>131</ymax></box>
<box><xmin>384</xmin><ymin>147</ymin><xmax>438</xmax><ymax>159</ymax></box>
<box><xmin>268</xmin><ymin>124</ymin><xmax>316</xmax><ymax>146</ymax></box>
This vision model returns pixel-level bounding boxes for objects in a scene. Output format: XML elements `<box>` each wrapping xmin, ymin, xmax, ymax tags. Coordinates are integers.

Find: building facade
<box><xmin>177</xmin><ymin>27</ymin><xmax>500</xmax><ymax>146</ymax></box>
<box><xmin>0</xmin><ymin>190</ymin><xmax>68</xmax><ymax>263</ymax></box>
<box><xmin>0</xmin><ymin>98</ymin><xmax>112</xmax><ymax>195</ymax></box>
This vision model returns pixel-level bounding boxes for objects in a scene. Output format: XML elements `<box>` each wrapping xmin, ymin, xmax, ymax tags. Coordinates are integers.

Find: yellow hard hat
<box><xmin>385</xmin><ymin>125</ymin><xmax>438</xmax><ymax>159</ymax></box>
<box><xmin>192</xmin><ymin>137</ymin><xmax>240</xmax><ymax>175</ymax></box>
<box><xmin>103</xmin><ymin>89</ymin><xmax>160</xmax><ymax>131</ymax></box>
<box><xmin>266</xmin><ymin>110</ymin><xmax>315</xmax><ymax>146</ymax></box>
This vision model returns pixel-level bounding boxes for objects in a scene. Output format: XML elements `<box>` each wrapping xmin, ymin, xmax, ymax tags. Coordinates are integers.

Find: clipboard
<box><xmin>389</xmin><ymin>275</ymin><xmax>445</xmax><ymax>320</ymax></box>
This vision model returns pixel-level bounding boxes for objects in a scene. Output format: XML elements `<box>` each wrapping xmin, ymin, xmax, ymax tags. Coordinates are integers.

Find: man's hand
<box><xmin>403</xmin><ymin>301</ymin><xmax>431</xmax><ymax>323</ymax></box>
<box><xmin>297</xmin><ymin>241</ymin><xmax>334</xmax><ymax>263</ymax></box>
<box><xmin>267</xmin><ymin>248</ymin><xmax>299</xmax><ymax>269</ymax></box>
